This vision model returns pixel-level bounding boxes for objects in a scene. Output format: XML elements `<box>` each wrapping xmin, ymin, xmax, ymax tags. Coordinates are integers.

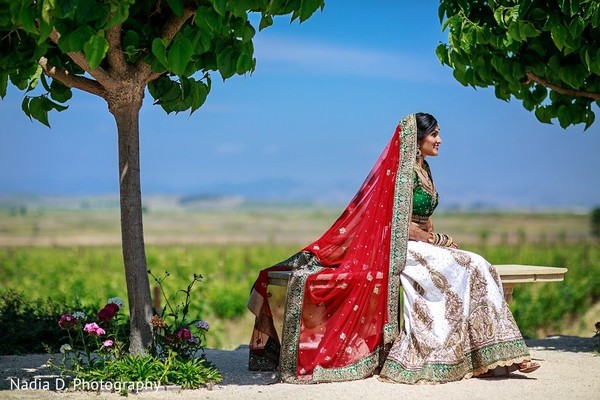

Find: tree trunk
<box><xmin>109</xmin><ymin>88</ymin><xmax>153</xmax><ymax>354</ymax></box>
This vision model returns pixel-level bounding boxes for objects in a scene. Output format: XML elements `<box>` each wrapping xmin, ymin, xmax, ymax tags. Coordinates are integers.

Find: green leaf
<box><xmin>40</xmin><ymin>74</ymin><xmax>52</xmax><ymax>93</ymax></box>
<box><xmin>189</xmin><ymin>80</ymin><xmax>209</xmax><ymax>114</ymax></box>
<box><xmin>558</xmin><ymin>0</ymin><xmax>569</xmax><ymax>14</ymax></box>
<box><xmin>58</xmin><ymin>25</ymin><xmax>95</xmax><ymax>53</ymax></box>
<box><xmin>460</xmin><ymin>23</ymin><xmax>475</xmax><ymax>52</ymax></box>
<box><xmin>570</xmin><ymin>0</ymin><xmax>580</xmax><ymax>16</ymax></box>
<box><xmin>507</xmin><ymin>22</ymin><xmax>522</xmax><ymax>42</ymax></box>
<box><xmin>551</xmin><ymin>24</ymin><xmax>567</xmax><ymax>51</ymax></box>
<box><xmin>29</xmin><ymin>96</ymin><xmax>51</xmax><ymax>127</ymax></box>
<box><xmin>151</xmin><ymin>38</ymin><xmax>168</xmax><ymax>67</ymax></box>
<box><xmin>123</xmin><ymin>30</ymin><xmax>140</xmax><ymax>49</ymax></box>
<box><xmin>50</xmin><ymin>79</ymin><xmax>73</xmax><ymax>103</ymax></box>
<box><xmin>532</xmin><ymin>84</ymin><xmax>547</xmax><ymax>103</ymax></box>
<box><xmin>457</xmin><ymin>0</ymin><xmax>471</xmax><ymax>15</ymax></box>
<box><xmin>0</xmin><ymin>72</ymin><xmax>8</xmax><ymax>98</ymax></box>
<box><xmin>568</xmin><ymin>17</ymin><xmax>585</xmax><ymax>38</ymax></box>
<box><xmin>236</xmin><ymin>52</ymin><xmax>254</xmax><ymax>74</ymax></box>
<box><xmin>520</xmin><ymin>21</ymin><xmax>540</xmax><ymax>38</ymax></box>
<box><xmin>595</xmin><ymin>49</ymin><xmax>600</xmax><ymax>74</ymax></box>
<box><xmin>26</xmin><ymin>66</ymin><xmax>44</xmax><ymax>94</ymax></box>
<box><xmin>435</xmin><ymin>43</ymin><xmax>449</xmax><ymax>65</ymax></box>
<box><xmin>47</xmin><ymin>97</ymin><xmax>68</xmax><ymax>112</ymax></box>
<box><xmin>241</xmin><ymin>22</ymin><xmax>256</xmax><ymax>42</ymax></box>
<box><xmin>210</xmin><ymin>0</ymin><xmax>227</xmax><ymax>17</ymax></box>
<box><xmin>584</xmin><ymin>110</ymin><xmax>595</xmax><ymax>130</ymax></box>
<box><xmin>438</xmin><ymin>2</ymin><xmax>446</xmax><ymax>23</ymax></box>
<box><xmin>494</xmin><ymin>84</ymin><xmax>511</xmax><ymax>101</ymax></box>
<box><xmin>21</xmin><ymin>97</ymin><xmax>31</xmax><ymax>120</ymax></box>
<box><xmin>168</xmin><ymin>35</ymin><xmax>194</xmax><ymax>76</ymax></box>
<box><xmin>298</xmin><ymin>0</ymin><xmax>322</xmax><ymax>23</ymax></box>
<box><xmin>216</xmin><ymin>46</ymin><xmax>237</xmax><ymax>79</ymax></box>
<box><xmin>83</xmin><ymin>32</ymin><xmax>109</xmax><ymax>70</ymax></box>
<box><xmin>55</xmin><ymin>0</ymin><xmax>78</xmax><ymax>18</ymax></box>
<box><xmin>259</xmin><ymin>14</ymin><xmax>273</xmax><ymax>30</ymax></box>
<box><xmin>166</xmin><ymin>0</ymin><xmax>184</xmax><ymax>17</ymax></box>
<box><xmin>74</xmin><ymin>0</ymin><xmax>96</xmax><ymax>24</ymax></box>
<box><xmin>203</xmin><ymin>7</ymin><xmax>223</xmax><ymax>33</ymax></box>
<box><xmin>535</xmin><ymin>106</ymin><xmax>553</xmax><ymax>124</ymax></box>
<box><xmin>557</xmin><ymin>104</ymin><xmax>573</xmax><ymax>128</ymax></box>
<box><xmin>18</xmin><ymin>2</ymin><xmax>36</xmax><ymax>34</ymax></box>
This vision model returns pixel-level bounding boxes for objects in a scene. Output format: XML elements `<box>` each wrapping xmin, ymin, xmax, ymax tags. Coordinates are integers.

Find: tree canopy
<box><xmin>437</xmin><ymin>0</ymin><xmax>600</xmax><ymax>129</ymax></box>
<box><xmin>0</xmin><ymin>0</ymin><xmax>324</xmax><ymax>125</ymax></box>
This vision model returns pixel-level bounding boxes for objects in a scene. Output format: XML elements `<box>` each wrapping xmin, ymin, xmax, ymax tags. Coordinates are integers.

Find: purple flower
<box><xmin>195</xmin><ymin>320</ymin><xmax>210</xmax><ymax>331</ymax></box>
<box><xmin>58</xmin><ymin>314</ymin><xmax>76</xmax><ymax>330</ymax></box>
<box><xmin>188</xmin><ymin>335</ymin><xmax>200</xmax><ymax>344</ymax></box>
<box><xmin>176</xmin><ymin>327</ymin><xmax>191</xmax><ymax>341</ymax></box>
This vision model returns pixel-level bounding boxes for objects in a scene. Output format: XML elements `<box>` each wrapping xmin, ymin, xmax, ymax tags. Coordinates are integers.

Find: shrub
<box><xmin>0</xmin><ymin>291</ymin><xmax>99</xmax><ymax>355</ymax></box>
<box><xmin>49</xmin><ymin>272</ymin><xmax>222</xmax><ymax>392</ymax></box>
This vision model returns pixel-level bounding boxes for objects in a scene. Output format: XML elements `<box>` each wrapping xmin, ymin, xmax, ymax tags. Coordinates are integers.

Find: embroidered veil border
<box><xmin>248</xmin><ymin>115</ymin><xmax>418</xmax><ymax>383</ymax></box>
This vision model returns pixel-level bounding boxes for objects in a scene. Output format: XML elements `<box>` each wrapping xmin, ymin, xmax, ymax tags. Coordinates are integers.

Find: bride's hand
<box><xmin>409</xmin><ymin>223</ymin><xmax>432</xmax><ymax>243</ymax></box>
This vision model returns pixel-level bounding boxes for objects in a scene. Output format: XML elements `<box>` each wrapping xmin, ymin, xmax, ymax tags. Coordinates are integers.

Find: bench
<box><xmin>267</xmin><ymin>264</ymin><xmax>568</xmax><ymax>303</ymax></box>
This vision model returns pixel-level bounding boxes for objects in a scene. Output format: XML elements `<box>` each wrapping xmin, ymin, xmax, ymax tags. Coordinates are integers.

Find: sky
<box><xmin>1</xmin><ymin>1</ymin><xmax>599</xmax><ymax>210</ymax></box>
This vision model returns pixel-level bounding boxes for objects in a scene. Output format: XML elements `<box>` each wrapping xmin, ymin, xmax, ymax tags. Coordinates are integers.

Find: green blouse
<box><xmin>412</xmin><ymin>163</ymin><xmax>438</xmax><ymax>218</ymax></box>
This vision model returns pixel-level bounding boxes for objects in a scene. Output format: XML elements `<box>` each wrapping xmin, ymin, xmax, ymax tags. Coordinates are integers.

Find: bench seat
<box><xmin>267</xmin><ymin>264</ymin><xmax>568</xmax><ymax>303</ymax></box>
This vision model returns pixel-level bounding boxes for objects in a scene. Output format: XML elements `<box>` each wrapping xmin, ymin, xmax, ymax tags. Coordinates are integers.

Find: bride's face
<box><xmin>419</xmin><ymin>127</ymin><xmax>441</xmax><ymax>158</ymax></box>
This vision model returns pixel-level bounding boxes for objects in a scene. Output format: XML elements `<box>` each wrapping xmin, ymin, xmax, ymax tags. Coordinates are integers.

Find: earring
<box><xmin>416</xmin><ymin>148</ymin><xmax>422</xmax><ymax>159</ymax></box>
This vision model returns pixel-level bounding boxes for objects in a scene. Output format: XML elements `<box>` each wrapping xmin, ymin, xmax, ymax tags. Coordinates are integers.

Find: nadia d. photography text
<box><xmin>10</xmin><ymin>377</ymin><xmax>160</xmax><ymax>392</ymax></box>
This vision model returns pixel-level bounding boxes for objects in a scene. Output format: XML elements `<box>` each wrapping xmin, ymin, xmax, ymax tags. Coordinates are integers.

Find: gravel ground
<box><xmin>2</xmin><ymin>335</ymin><xmax>599</xmax><ymax>400</ymax></box>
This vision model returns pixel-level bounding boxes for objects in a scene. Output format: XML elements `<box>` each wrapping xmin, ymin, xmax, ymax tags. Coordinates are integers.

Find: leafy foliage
<box><xmin>0</xmin><ymin>290</ymin><xmax>100</xmax><ymax>355</ymax></box>
<box><xmin>591</xmin><ymin>206</ymin><xmax>600</xmax><ymax>238</ymax></box>
<box><xmin>0</xmin><ymin>0</ymin><xmax>325</xmax><ymax>125</ymax></box>
<box><xmin>48</xmin><ymin>276</ymin><xmax>222</xmax><ymax>391</ymax></box>
<box><xmin>437</xmin><ymin>0</ymin><xmax>600</xmax><ymax>129</ymax></box>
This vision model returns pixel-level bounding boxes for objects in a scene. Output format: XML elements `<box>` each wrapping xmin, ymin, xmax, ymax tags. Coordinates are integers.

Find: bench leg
<box><xmin>502</xmin><ymin>283</ymin><xmax>514</xmax><ymax>304</ymax></box>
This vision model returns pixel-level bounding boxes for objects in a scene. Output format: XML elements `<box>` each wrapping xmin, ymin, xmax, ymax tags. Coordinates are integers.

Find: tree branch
<box><xmin>139</xmin><ymin>7</ymin><xmax>196</xmax><ymax>83</ymax></box>
<box><xmin>106</xmin><ymin>23</ymin><xmax>129</xmax><ymax>75</ymax></box>
<box><xmin>49</xmin><ymin>30</ymin><xmax>112</xmax><ymax>88</ymax></box>
<box><xmin>525</xmin><ymin>72</ymin><xmax>600</xmax><ymax>101</ymax></box>
<box><xmin>39</xmin><ymin>57</ymin><xmax>108</xmax><ymax>99</ymax></box>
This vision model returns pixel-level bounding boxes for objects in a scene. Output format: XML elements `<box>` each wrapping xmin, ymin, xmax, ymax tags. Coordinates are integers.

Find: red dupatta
<box><xmin>248</xmin><ymin>115</ymin><xmax>417</xmax><ymax>382</ymax></box>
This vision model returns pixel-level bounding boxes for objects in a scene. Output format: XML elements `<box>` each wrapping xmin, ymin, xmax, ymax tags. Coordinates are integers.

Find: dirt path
<box><xmin>2</xmin><ymin>335</ymin><xmax>599</xmax><ymax>400</ymax></box>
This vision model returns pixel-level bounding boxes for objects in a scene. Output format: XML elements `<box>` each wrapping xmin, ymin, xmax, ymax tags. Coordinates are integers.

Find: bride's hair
<box><xmin>415</xmin><ymin>112</ymin><xmax>438</xmax><ymax>141</ymax></box>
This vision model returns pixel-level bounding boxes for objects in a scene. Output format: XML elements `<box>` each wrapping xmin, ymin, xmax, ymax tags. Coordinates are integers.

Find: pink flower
<box><xmin>58</xmin><ymin>314</ymin><xmax>76</xmax><ymax>329</ymax></box>
<box><xmin>84</xmin><ymin>322</ymin><xmax>105</xmax><ymax>336</ymax></box>
<box><xmin>103</xmin><ymin>340</ymin><xmax>114</xmax><ymax>347</ymax></box>
<box><xmin>176</xmin><ymin>327</ymin><xmax>191</xmax><ymax>341</ymax></box>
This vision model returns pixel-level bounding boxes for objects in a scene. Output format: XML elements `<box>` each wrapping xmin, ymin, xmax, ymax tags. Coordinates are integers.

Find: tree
<box><xmin>0</xmin><ymin>0</ymin><xmax>324</xmax><ymax>354</ymax></box>
<box><xmin>436</xmin><ymin>0</ymin><xmax>600</xmax><ymax>129</ymax></box>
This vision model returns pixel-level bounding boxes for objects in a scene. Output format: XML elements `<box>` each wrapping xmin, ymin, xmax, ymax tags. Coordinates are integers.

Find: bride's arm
<box><xmin>408</xmin><ymin>221</ymin><xmax>433</xmax><ymax>243</ymax></box>
<box><xmin>409</xmin><ymin>218</ymin><xmax>458</xmax><ymax>248</ymax></box>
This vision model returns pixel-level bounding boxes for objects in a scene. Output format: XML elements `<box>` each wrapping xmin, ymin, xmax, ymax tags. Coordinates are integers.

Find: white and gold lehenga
<box><xmin>248</xmin><ymin>114</ymin><xmax>533</xmax><ymax>384</ymax></box>
<box><xmin>380</xmin><ymin>241</ymin><xmax>530</xmax><ymax>383</ymax></box>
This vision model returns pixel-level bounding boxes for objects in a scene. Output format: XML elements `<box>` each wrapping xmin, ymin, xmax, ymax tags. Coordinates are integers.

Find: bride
<box><xmin>247</xmin><ymin>113</ymin><xmax>540</xmax><ymax>383</ymax></box>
